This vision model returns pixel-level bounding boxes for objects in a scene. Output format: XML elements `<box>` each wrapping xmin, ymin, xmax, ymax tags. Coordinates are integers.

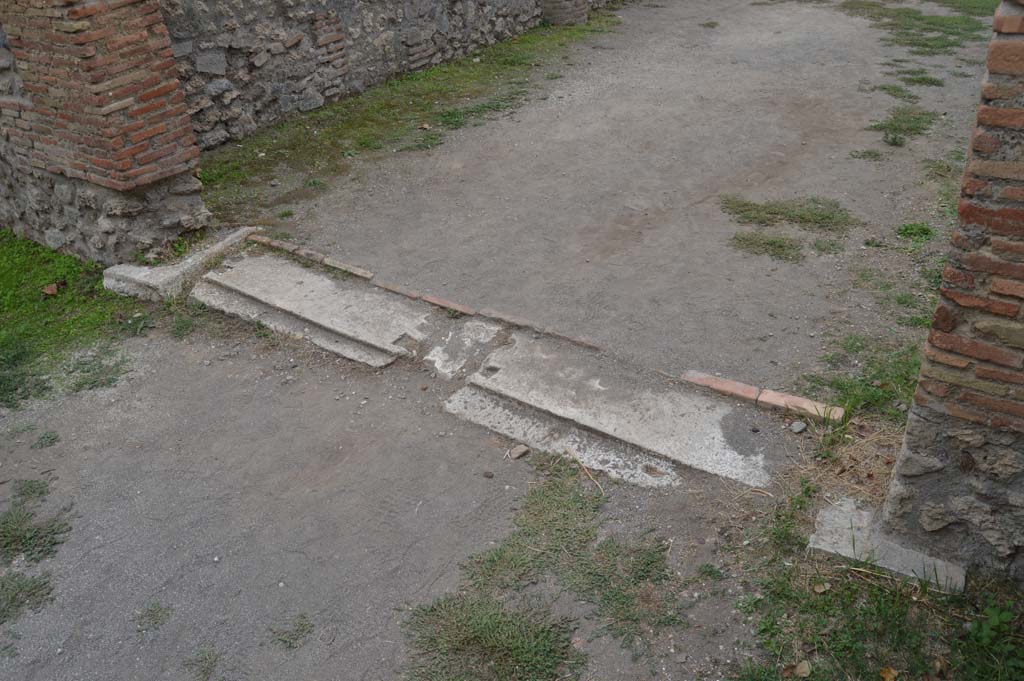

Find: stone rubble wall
<box><xmin>161</xmin><ymin>0</ymin><xmax>608</xmax><ymax>150</ymax></box>
<box><xmin>882</xmin><ymin>0</ymin><xmax>1024</xmax><ymax>581</ymax></box>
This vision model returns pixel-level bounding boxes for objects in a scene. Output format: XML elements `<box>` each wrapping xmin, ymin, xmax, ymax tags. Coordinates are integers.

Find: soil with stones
<box><xmin>0</xmin><ymin>324</ymin><xmax>788</xmax><ymax>681</ymax></box>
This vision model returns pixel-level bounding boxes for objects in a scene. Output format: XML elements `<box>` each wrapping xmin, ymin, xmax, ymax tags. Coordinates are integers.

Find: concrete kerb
<box><xmin>103</xmin><ymin>226</ymin><xmax>258</xmax><ymax>301</ymax></box>
<box><xmin>808</xmin><ymin>497</ymin><xmax>966</xmax><ymax>593</ymax></box>
<box><xmin>244</xmin><ymin>233</ymin><xmax>846</xmax><ymax>425</ymax></box>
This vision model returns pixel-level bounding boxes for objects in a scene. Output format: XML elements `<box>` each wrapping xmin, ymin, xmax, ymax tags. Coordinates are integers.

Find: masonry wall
<box><xmin>1</xmin><ymin>0</ymin><xmax>605</xmax><ymax>263</ymax></box>
<box><xmin>882</xmin><ymin>0</ymin><xmax>1024</xmax><ymax>580</ymax></box>
<box><xmin>160</xmin><ymin>0</ymin><xmax>603</xmax><ymax>149</ymax></box>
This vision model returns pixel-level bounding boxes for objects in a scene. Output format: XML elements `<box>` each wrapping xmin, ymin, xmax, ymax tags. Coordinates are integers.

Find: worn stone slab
<box><xmin>808</xmin><ymin>498</ymin><xmax>966</xmax><ymax>592</ymax></box>
<box><xmin>424</xmin><ymin>319</ymin><xmax>502</xmax><ymax>379</ymax></box>
<box><xmin>104</xmin><ymin>227</ymin><xmax>257</xmax><ymax>302</ymax></box>
<box><xmin>468</xmin><ymin>332</ymin><xmax>771</xmax><ymax>487</ymax></box>
<box><xmin>202</xmin><ymin>255</ymin><xmax>430</xmax><ymax>358</ymax></box>
<box><xmin>445</xmin><ymin>386</ymin><xmax>680</xmax><ymax>488</ymax></box>
<box><xmin>190</xmin><ymin>281</ymin><xmax>395</xmax><ymax>367</ymax></box>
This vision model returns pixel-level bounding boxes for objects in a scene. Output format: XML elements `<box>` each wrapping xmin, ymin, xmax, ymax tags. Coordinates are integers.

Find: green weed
<box><xmin>172</xmin><ymin>315</ymin><xmax>195</xmax><ymax>340</ymax></box>
<box><xmin>900</xmin><ymin>73</ymin><xmax>945</xmax><ymax>87</ymax></box>
<box><xmin>849</xmin><ymin>149</ymin><xmax>885</xmax><ymax>160</ymax></box>
<box><xmin>467</xmin><ymin>457</ymin><xmax>602</xmax><ymax>591</ymax></box>
<box><xmin>813</xmin><ymin>238</ymin><xmax>843</xmax><ymax>255</ymax></box>
<box><xmin>870</xmin><ymin>106</ymin><xmax>938</xmax><ymax>142</ymax></box>
<box><xmin>30</xmin><ymin>431</ymin><xmax>59</xmax><ymax>450</ymax></box>
<box><xmin>720</xmin><ymin>196</ymin><xmax>859</xmax><ymax>232</ymax></box>
<box><xmin>406</xmin><ymin>594</ymin><xmax>582</xmax><ymax>681</ymax></box>
<box><xmin>0</xmin><ymin>572</ymin><xmax>52</xmax><ymax>627</ymax></box>
<box><xmin>896</xmin><ymin>222</ymin><xmax>936</xmax><ymax>246</ymax></box>
<box><xmin>183</xmin><ymin>646</ymin><xmax>221</xmax><ymax>681</ymax></box>
<box><xmin>804</xmin><ymin>340</ymin><xmax>920</xmax><ymax>421</ymax></box>
<box><xmin>0</xmin><ymin>230</ymin><xmax>136</xmax><ymax>408</ymax></box>
<box><xmin>270</xmin><ymin>613</ymin><xmax>314</xmax><ymax>650</ymax></box>
<box><xmin>561</xmin><ymin>536</ymin><xmax>685</xmax><ymax>648</ymax></box>
<box><xmin>731</xmin><ymin>232</ymin><xmax>805</xmax><ymax>262</ymax></box>
<box><xmin>12</xmin><ymin>480</ymin><xmax>48</xmax><ymax>502</ymax></box>
<box><xmin>839</xmin><ymin>1</ymin><xmax>992</xmax><ymax>55</ymax></box>
<box><xmin>697</xmin><ymin>563</ymin><xmax>726</xmax><ymax>581</ymax></box>
<box><xmin>135</xmin><ymin>601</ymin><xmax>173</xmax><ymax>632</ymax></box>
<box><xmin>874</xmin><ymin>83</ymin><xmax>918</xmax><ymax>102</ymax></box>
<box><xmin>0</xmin><ymin>501</ymin><xmax>71</xmax><ymax>565</ymax></box>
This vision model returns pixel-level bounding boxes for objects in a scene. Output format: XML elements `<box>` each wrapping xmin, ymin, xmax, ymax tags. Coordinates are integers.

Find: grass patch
<box><xmin>0</xmin><ymin>572</ymin><xmax>53</xmax><ymax>627</ymax></box>
<box><xmin>926</xmin><ymin>0</ymin><xmax>1001</xmax><ymax>17</ymax></box>
<box><xmin>199</xmin><ymin>12</ymin><xmax>622</xmax><ymax>220</ymax></box>
<box><xmin>406</xmin><ymin>594</ymin><xmax>582</xmax><ymax>681</ymax></box>
<box><xmin>896</xmin><ymin>222</ymin><xmax>936</xmax><ymax>246</ymax></box>
<box><xmin>0</xmin><ymin>497</ymin><xmax>71</xmax><ymax>565</ymax></box>
<box><xmin>869</xmin><ymin>106</ymin><xmax>938</xmax><ymax>143</ymax></box>
<box><xmin>467</xmin><ymin>457</ymin><xmax>602</xmax><ymax>591</ymax></box>
<box><xmin>849</xmin><ymin>149</ymin><xmax>885</xmax><ymax>160</ymax></box>
<box><xmin>172</xmin><ymin>314</ymin><xmax>195</xmax><ymax>340</ymax></box>
<box><xmin>412</xmin><ymin>456</ymin><xmax>692</xmax><ymax>673</ymax></box>
<box><xmin>874</xmin><ymin>83</ymin><xmax>918</xmax><ymax>102</ymax></box>
<box><xmin>0</xmin><ymin>229</ymin><xmax>137</xmax><ymax>408</ymax></box>
<box><xmin>270</xmin><ymin>613</ymin><xmax>314</xmax><ymax>650</ymax></box>
<box><xmin>135</xmin><ymin>601</ymin><xmax>173</xmax><ymax>632</ymax></box>
<box><xmin>183</xmin><ymin>646</ymin><xmax>221</xmax><ymax>681</ymax></box>
<box><xmin>0</xmin><ymin>478</ymin><xmax>68</xmax><ymax>648</ymax></box>
<box><xmin>732</xmin><ymin>233</ymin><xmax>804</xmax><ymax>262</ymax></box>
<box><xmin>30</xmin><ymin>431</ymin><xmax>59</xmax><ymax>450</ymax></box>
<box><xmin>720</xmin><ymin>195</ymin><xmax>859</xmax><ymax>233</ymax></box>
<box><xmin>838</xmin><ymin>0</ymin><xmax>992</xmax><ymax>55</ymax></box>
<box><xmin>12</xmin><ymin>480</ymin><xmax>48</xmax><ymax>501</ymax></box>
<box><xmin>805</xmin><ymin>337</ymin><xmax>920</xmax><ymax>421</ymax></box>
<box><xmin>813</xmin><ymin>238</ymin><xmax>843</xmax><ymax>255</ymax></box>
<box><xmin>900</xmin><ymin>73</ymin><xmax>945</xmax><ymax>87</ymax></box>
<box><xmin>561</xmin><ymin>536</ymin><xmax>685</xmax><ymax>647</ymax></box>
<box><xmin>739</xmin><ymin>478</ymin><xmax>1024</xmax><ymax>681</ymax></box>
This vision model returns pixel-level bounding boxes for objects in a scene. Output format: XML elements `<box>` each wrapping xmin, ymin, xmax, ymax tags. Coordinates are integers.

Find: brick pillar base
<box><xmin>882</xmin><ymin>0</ymin><xmax>1024</xmax><ymax>580</ymax></box>
<box><xmin>541</xmin><ymin>0</ymin><xmax>588</xmax><ymax>26</ymax></box>
<box><xmin>0</xmin><ymin>0</ymin><xmax>207</xmax><ymax>264</ymax></box>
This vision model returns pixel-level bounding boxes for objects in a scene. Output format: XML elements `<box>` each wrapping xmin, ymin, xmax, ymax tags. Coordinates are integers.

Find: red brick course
<box><xmin>913</xmin><ymin>4</ymin><xmax>1024</xmax><ymax>434</ymax></box>
<box><xmin>0</xmin><ymin>0</ymin><xmax>198</xmax><ymax>192</ymax></box>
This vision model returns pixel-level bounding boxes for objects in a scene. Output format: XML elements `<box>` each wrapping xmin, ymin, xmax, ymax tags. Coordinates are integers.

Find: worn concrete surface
<box><xmin>290</xmin><ymin>0</ymin><xmax>986</xmax><ymax>389</ymax></box>
<box><xmin>202</xmin><ymin>255</ymin><xmax>431</xmax><ymax>359</ymax></box>
<box><xmin>103</xmin><ymin>227</ymin><xmax>256</xmax><ymax>302</ymax></box>
<box><xmin>0</xmin><ymin>328</ymin><xmax>791</xmax><ymax>680</ymax></box>
<box><xmin>808</xmin><ymin>497</ymin><xmax>966</xmax><ymax>592</ymax></box>
<box><xmin>468</xmin><ymin>331</ymin><xmax>774</xmax><ymax>486</ymax></box>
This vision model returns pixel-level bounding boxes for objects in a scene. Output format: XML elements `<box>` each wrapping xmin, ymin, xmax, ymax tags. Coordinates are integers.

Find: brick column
<box><xmin>0</xmin><ymin>0</ymin><xmax>207</xmax><ymax>264</ymax></box>
<box><xmin>882</xmin><ymin>0</ymin><xmax>1024</xmax><ymax>580</ymax></box>
<box><xmin>541</xmin><ymin>0</ymin><xmax>588</xmax><ymax>26</ymax></box>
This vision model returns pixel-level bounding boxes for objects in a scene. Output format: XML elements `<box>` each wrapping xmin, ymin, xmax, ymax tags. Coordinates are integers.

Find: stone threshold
<box><xmin>243</xmin><ymin>232</ymin><xmax>844</xmax><ymax>425</ymax></box>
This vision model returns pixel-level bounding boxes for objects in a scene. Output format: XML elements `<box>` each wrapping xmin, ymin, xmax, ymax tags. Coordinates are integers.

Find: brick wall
<box><xmin>2</xmin><ymin>0</ymin><xmax>199</xmax><ymax>189</ymax></box>
<box><xmin>882</xmin><ymin>0</ymin><xmax>1024</xmax><ymax>580</ymax></box>
<box><xmin>0</xmin><ymin>0</ymin><xmax>207</xmax><ymax>263</ymax></box>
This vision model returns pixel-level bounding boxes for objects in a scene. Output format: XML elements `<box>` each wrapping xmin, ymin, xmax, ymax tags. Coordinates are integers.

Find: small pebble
<box><xmin>790</xmin><ymin>421</ymin><xmax>808</xmax><ymax>434</ymax></box>
<box><xmin>482</xmin><ymin>471</ymin><xmax>494</xmax><ymax>479</ymax></box>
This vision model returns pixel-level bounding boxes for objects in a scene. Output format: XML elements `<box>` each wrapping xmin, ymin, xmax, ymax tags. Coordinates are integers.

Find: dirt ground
<box><xmin>0</xmin><ymin>325</ymin><xmax>785</xmax><ymax>681</ymax></box>
<box><xmin>262</xmin><ymin>0</ymin><xmax>986</xmax><ymax>390</ymax></box>
<box><xmin>1</xmin><ymin>1</ymin><xmax>1000</xmax><ymax>678</ymax></box>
